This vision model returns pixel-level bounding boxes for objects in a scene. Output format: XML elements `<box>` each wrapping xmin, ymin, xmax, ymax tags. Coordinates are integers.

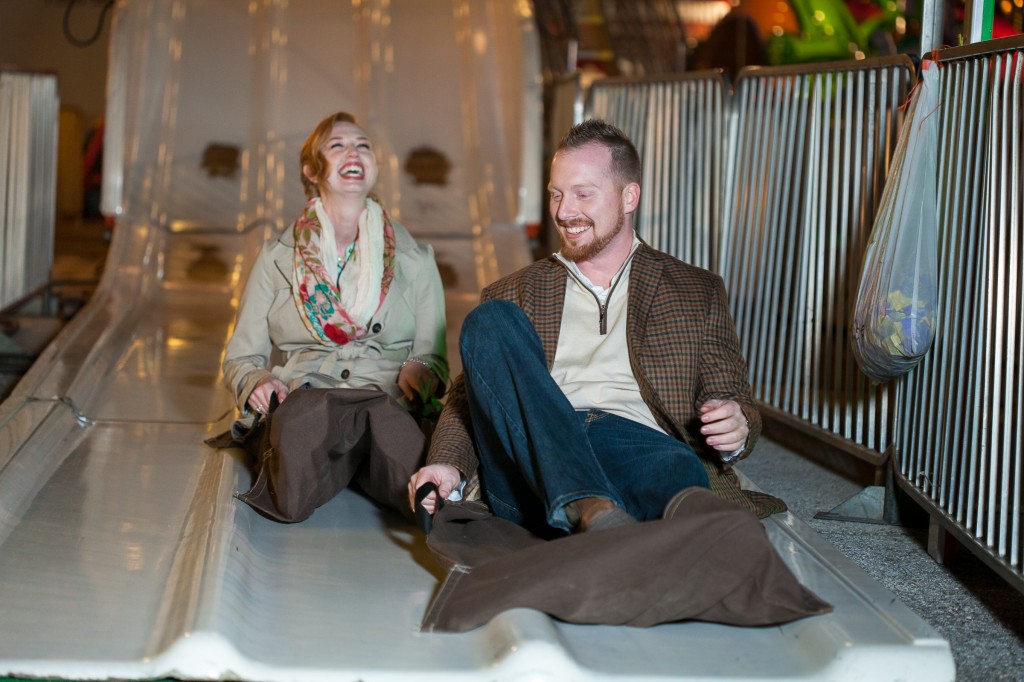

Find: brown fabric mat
<box><xmin>421</xmin><ymin>488</ymin><xmax>831</xmax><ymax>632</ymax></box>
<box><xmin>208</xmin><ymin>387</ymin><xmax>425</xmax><ymax>523</ymax></box>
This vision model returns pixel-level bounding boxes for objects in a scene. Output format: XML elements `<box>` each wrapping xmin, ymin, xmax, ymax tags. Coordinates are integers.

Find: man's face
<box><xmin>547</xmin><ymin>143</ymin><xmax>633</xmax><ymax>262</ymax></box>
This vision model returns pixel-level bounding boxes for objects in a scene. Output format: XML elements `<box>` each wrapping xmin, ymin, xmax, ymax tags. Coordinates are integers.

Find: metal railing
<box><xmin>723</xmin><ymin>58</ymin><xmax>915</xmax><ymax>462</ymax></box>
<box><xmin>588</xmin><ymin>72</ymin><xmax>728</xmax><ymax>271</ymax></box>
<box><xmin>0</xmin><ymin>71</ymin><xmax>59</xmax><ymax>311</ymax></box>
<box><xmin>894</xmin><ymin>36</ymin><xmax>1024</xmax><ymax>590</ymax></box>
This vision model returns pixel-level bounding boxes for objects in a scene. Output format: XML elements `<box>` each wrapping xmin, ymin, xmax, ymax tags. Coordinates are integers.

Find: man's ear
<box><xmin>622</xmin><ymin>182</ymin><xmax>640</xmax><ymax>214</ymax></box>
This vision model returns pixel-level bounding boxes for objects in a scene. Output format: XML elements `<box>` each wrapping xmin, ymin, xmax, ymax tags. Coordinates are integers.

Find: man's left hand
<box><xmin>699</xmin><ymin>399</ymin><xmax>748</xmax><ymax>453</ymax></box>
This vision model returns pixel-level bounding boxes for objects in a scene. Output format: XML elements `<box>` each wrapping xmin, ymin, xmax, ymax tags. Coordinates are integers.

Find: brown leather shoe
<box><xmin>566</xmin><ymin>497</ymin><xmax>637</xmax><ymax>532</ymax></box>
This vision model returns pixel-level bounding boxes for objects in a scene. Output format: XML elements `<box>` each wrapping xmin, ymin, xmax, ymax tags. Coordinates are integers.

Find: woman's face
<box><xmin>312</xmin><ymin>121</ymin><xmax>378</xmax><ymax>199</ymax></box>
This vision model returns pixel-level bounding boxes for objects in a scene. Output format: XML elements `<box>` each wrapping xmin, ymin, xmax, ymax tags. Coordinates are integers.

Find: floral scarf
<box><xmin>293</xmin><ymin>196</ymin><xmax>396</xmax><ymax>345</ymax></box>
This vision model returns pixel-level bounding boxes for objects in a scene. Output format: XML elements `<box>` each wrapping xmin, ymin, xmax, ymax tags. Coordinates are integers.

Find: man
<box><xmin>409</xmin><ymin>118</ymin><xmax>760</xmax><ymax>535</ymax></box>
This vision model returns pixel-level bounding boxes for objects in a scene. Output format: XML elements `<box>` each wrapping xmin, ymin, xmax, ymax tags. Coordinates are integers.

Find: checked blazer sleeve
<box><xmin>627</xmin><ymin>246</ymin><xmax>761</xmax><ymax>461</ymax></box>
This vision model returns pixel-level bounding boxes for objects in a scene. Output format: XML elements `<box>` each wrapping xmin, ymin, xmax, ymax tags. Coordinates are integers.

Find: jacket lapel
<box><xmin>531</xmin><ymin>248</ymin><xmax>662</xmax><ymax>369</ymax></box>
<box><xmin>626</xmin><ymin>244</ymin><xmax>661</xmax><ymax>357</ymax></box>
<box><xmin>273</xmin><ymin>236</ymin><xmax>294</xmax><ymax>283</ymax></box>
<box><xmin>529</xmin><ymin>258</ymin><xmax>567</xmax><ymax>369</ymax></box>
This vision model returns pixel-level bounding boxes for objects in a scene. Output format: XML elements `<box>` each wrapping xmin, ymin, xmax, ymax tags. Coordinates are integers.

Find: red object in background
<box><xmin>82</xmin><ymin>117</ymin><xmax>104</xmax><ymax>193</ymax></box>
<box><xmin>846</xmin><ymin>0</ymin><xmax>884</xmax><ymax>23</ymax></box>
<box><xmin>992</xmin><ymin>12</ymin><xmax>1019</xmax><ymax>38</ymax></box>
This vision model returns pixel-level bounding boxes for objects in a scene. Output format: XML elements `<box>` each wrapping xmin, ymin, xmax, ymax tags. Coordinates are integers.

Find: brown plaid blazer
<box><xmin>428</xmin><ymin>243</ymin><xmax>782</xmax><ymax>517</ymax></box>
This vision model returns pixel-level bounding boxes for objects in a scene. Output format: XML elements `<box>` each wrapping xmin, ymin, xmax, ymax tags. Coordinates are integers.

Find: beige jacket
<box><xmin>223</xmin><ymin>220</ymin><xmax>447</xmax><ymax>413</ymax></box>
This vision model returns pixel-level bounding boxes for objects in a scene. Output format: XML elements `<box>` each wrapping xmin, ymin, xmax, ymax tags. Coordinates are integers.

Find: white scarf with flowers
<box><xmin>292</xmin><ymin>196</ymin><xmax>395</xmax><ymax>345</ymax></box>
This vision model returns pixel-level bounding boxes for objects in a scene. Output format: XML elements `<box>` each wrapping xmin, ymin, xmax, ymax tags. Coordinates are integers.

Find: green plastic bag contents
<box><xmin>852</xmin><ymin>60</ymin><xmax>940</xmax><ymax>384</ymax></box>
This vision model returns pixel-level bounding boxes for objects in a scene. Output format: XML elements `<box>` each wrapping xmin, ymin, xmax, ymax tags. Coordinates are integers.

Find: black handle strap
<box><xmin>414</xmin><ymin>482</ymin><xmax>441</xmax><ymax>534</ymax></box>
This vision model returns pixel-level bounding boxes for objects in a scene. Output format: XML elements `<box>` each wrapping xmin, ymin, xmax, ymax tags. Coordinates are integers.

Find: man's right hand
<box><xmin>408</xmin><ymin>463</ymin><xmax>461</xmax><ymax>515</ymax></box>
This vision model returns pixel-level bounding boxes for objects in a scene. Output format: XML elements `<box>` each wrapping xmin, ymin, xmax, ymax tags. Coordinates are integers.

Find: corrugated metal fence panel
<box><xmin>0</xmin><ymin>71</ymin><xmax>59</xmax><ymax>310</ymax></box>
<box><xmin>896</xmin><ymin>36</ymin><xmax>1024</xmax><ymax>586</ymax></box>
<box><xmin>722</xmin><ymin>58</ymin><xmax>914</xmax><ymax>457</ymax></box>
<box><xmin>587</xmin><ymin>72</ymin><xmax>726</xmax><ymax>270</ymax></box>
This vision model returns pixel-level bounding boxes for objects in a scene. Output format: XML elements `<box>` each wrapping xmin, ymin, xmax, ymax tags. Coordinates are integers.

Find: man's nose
<box><xmin>555</xmin><ymin>196</ymin><xmax>576</xmax><ymax>221</ymax></box>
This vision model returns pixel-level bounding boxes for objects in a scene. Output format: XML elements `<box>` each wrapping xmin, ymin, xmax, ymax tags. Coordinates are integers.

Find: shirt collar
<box><xmin>554</xmin><ymin>233</ymin><xmax>641</xmax><ymax>300</ymax></box>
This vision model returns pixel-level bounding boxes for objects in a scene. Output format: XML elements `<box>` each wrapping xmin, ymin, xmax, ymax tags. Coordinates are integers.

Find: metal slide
<box><xmin>0</xmin><ymin>2</ymin><xmax>953</xmax><ymax>680</ymax></box>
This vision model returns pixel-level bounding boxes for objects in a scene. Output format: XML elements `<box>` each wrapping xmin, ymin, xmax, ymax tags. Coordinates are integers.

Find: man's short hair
<box><xmin>557</xmin><ymin>118</ymin><xmax>641</xmax><ymax>187</ymax></box>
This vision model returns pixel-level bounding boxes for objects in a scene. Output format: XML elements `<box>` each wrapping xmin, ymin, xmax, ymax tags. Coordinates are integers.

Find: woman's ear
<box><xmin>302</xmin><ymin>164</ymin><xmax>316</xmax><ymax>183</ymax></box>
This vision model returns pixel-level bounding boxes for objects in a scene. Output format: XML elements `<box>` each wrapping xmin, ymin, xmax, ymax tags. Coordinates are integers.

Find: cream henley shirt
<box><xmin>551</xmin><ymin>238</ymin><xmax>667</xmax><ymax>435</ymax></box>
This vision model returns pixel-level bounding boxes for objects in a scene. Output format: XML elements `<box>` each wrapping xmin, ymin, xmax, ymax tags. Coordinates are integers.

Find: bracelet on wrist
<box><xmin>401</xmin><ymin>356</ymin><xmax>434</xmax><ymax>372</ymax></box>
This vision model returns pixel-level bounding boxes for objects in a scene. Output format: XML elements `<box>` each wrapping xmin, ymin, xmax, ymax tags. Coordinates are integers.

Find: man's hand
<box><xmin>247</xmin><ymin>375</ymin><xmax>289</xmax><ymax>414</ymax></box>
<box><xmin>407</xmin><ymin>463</ymin><xmax>461</xmax><ymax>515</ymax></box>
<box><xmin>699</xmin><ymin>399</ymin><xmax>748</xmax><ymax>453</ymax></box>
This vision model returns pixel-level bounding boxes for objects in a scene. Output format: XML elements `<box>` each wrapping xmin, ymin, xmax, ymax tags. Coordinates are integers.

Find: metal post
<box><xmin>920</xmin><ymin>0</ymin><xmax>946</xmax><ymax>55</ymax></box>
<box><xmin>963</xmin><ymin>0</ymin><xmax>995</xmax><ymax>43</ymax></box>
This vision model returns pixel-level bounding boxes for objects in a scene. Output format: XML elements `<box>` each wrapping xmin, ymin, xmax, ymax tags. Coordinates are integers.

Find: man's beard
<box><xmin>558</xmin><ymin>210</ymin><xmax>625</xmax><ymax>262</ymax></box>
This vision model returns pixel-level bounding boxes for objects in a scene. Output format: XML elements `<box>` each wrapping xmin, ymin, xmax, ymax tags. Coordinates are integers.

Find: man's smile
<box><xmin>561</xmin><ymin>221</ymin><xmax>593</xmax><ymax>236</ymax></box>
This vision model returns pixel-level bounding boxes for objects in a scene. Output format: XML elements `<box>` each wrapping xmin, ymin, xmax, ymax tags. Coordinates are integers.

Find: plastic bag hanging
<box><xmin>852</xmin><ymin>61</ymin><xmax>940</xmax><ymax>383</ymax></box>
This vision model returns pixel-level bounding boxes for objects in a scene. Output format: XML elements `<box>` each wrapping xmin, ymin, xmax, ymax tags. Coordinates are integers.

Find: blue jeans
<box><xmin>460</xmin><ymin>300</ymin><xmax>710</xmax><ymax>535</ymax></box>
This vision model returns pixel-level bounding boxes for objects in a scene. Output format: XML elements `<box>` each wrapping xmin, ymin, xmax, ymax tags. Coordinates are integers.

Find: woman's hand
<box><xmin>408</xmin><ymin>464</ymin><xmax>461</xmax><ymax>515</ymax></box>
<box><xmin>398</xmin><ymin>360</ymin><xmax>438</xmax><ymax>402</ymax></box>
<box><xmin>247</xmin><ymin>375</ymin><xmax>289</xmax><ymax>415</ymax></box>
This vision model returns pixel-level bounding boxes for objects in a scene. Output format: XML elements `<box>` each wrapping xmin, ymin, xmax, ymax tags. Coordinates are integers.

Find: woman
<box><xmin>220</xmin><ymin>111</ymin><xmax>448</xmax><ymax>522</ymax></box>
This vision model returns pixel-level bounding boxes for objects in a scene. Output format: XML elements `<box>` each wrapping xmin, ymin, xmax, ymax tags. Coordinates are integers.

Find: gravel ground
<box><xmin>739</xmin><ymin>436</ymin><xmax>1024</xmax><ymax>682</ymax></box>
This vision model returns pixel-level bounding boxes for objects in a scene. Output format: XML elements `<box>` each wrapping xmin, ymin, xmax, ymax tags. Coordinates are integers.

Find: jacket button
<box><xmin>371</xmin><ymin>323</ymin><xmax>382</xmax><ymax>333</ymax></box>
<box><xmin>341</xmin><ymin>369</ymin><xmax>350</xmax><ymax>380</ymax></box>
